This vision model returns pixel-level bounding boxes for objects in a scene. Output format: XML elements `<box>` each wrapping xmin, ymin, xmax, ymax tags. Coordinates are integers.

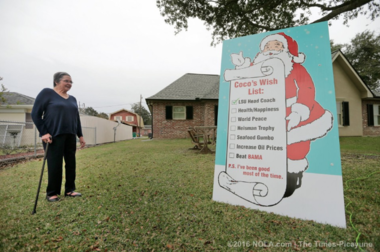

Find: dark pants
<box><xmin>43</xmin><ymin>134</ymin><xmax>77</xmax><ymax>196</ymax></box>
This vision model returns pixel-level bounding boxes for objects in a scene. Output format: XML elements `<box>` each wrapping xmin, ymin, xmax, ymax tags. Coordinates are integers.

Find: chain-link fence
<box><xmin>0</xmin><ymin>120</ymin><xmax>41</xmax><ymax>156</ymax></box>
<box><xmin>0</xmin><ymin>121</ymin><xmax>97</xmax><ymax>158</ymax></box>
<box><xmin>0</xmin><ymin>117</ymin><xmax>132</xmax><ymax>159</ymax></box>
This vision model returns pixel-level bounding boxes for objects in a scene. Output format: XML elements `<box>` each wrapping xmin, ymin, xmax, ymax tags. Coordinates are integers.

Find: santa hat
<box><xmin>260</xmin><ymin>32</ymin><xmax>305</xmax><ymax>64</ymax></box>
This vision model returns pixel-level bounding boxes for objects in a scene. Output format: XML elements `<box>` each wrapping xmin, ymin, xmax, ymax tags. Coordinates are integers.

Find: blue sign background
<box><xmin>215</xmin><ymin>22</ymin><xmax>342</xmax><ymax>176</ymax></box>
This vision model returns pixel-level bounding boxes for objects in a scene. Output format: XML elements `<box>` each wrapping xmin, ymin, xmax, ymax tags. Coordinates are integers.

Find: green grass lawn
<box><xmin>0</xmin><ymin>137</ymin><xmax>379</xmax><ymax>251</ymax></box>
<box><xmin>339</xmin><ymin>136</ymin><xmax>380</xmax><ymax>155</ymax></box>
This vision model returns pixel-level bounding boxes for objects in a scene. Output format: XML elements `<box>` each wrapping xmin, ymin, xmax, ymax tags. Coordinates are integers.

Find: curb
<box><xmin>0</xmin><ymin>154</ymin><xmax>45</xmax><ymax>169</ymax></box>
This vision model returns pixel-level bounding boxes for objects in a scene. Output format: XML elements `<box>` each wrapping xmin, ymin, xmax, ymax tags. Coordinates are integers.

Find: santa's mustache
<box><xmin>262</xmin><ymin>50</ymin><xmax>283</xmax><ymax>56</ymax></box>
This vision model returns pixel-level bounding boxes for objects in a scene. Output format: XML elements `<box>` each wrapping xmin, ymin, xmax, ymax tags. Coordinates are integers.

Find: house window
<box><xmin>173</xmin><ymin>106</ymin><xmax>186</xmax><ymax>119</ymax></box>
<box><xmin>126</xmin><ymin>116</ymin><xmax>134</xmax><ymax>121</ymax></box>
<box><xmin>374</xmin><ymin>105</ymin><xmax>380</xmax><ymax>126</ymax></box>
<box><xmin>25</xmin><ymin>113</ymin><xmax>33</xmax><ymax>129</ymax></box>
<box><xmin>165</xmin><ymin>106</ymin><xmax>193</xmax><ymax>120</ymax></box>
<box><xmin>368</xmin><ymin>104</ymin><xmax>380</xmax><ymax>126</ymax></box>
<box><xmin>336</xmin><ymin>102</ymin><xmax>342</xmax><ymax>126</ymax></box>
<box><xmin>114</xmin><ymin>116</ymin><xmax>122</xmax><ymax>121</ymax></box>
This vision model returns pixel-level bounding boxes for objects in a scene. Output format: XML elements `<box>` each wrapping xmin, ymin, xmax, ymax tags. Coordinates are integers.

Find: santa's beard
<box><xmin>252</xmin><ymin>50</ymin><xmax>294</xmax><ymax>77</ymax></box>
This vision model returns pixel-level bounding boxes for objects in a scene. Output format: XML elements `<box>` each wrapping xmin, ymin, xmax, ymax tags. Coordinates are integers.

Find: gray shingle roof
<box><xmin>146</xmin><ymin>73</ymin><xmax>220</xmax><ymax>100</ymax></box>
<box><xmin>1</xmin><ymin>92</ymin><xmax>35</xmax><ymax>105</ymax></box>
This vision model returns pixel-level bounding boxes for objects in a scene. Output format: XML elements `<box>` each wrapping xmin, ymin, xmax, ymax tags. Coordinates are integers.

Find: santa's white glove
<box><xmin>231</xmin><ymin>52</ymin><xmax>251</xmax><ymax>69</ymax></box>
<box><xmin>286</xmin><ymin>112</ymin><xmax>301</xmax><ymax>132</ymax></box>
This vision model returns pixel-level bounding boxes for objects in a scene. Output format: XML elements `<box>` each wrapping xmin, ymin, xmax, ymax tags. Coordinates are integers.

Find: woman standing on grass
<box><xmin>31</xmin><ymin>72</ymin><xmax>86</xmax><ymax>202</ymax></box>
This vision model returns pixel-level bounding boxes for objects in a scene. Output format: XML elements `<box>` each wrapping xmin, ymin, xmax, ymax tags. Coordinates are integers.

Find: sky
<box><xmin>1</xmin><ymin>0</ymin><xmax>379</xmax><ymax>114</ymax></box>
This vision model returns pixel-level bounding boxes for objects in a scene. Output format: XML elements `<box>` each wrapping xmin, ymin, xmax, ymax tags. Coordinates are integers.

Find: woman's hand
<box><xmin>79</xmin><ymin>136</ymin><xmax>86</xmax><ymax>149</ymax></box>
<box><xmin>41</xmin><ymin>133</ymin><xmax>52</xmax><ymax>144</ymax></box>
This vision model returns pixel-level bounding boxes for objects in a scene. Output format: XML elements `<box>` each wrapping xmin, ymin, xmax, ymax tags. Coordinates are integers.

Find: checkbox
<box><xmin>230</xmin><ymin>134</ymin><xmax>236</xmax><ymax>140</ymax></box>
<box><xmin>231</xmin><ymin>108</ymin><xmax>237</xmax><ymax>113</ymax></box>
<box><xmin>230</xmin><ymin>126</ymin><xmax>236</xmax><ymax>131</ymax></box>
<box><xmin>231</xmin><ymin>117</ymin><xmax>236</xmax><ymax>122</ymax></box>
<box><xmin>229</xmin><ymin>144</ymin><xmax>235</xmax><ymax>149</ymax></box>
<box><xmin>229</xmin><ymin>153</ymin><xmax>234</xmax><ymax>158</ymax></box>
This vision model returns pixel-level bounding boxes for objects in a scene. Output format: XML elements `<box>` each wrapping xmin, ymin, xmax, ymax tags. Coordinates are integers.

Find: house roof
<box><xmin>110</xmin><ymin>108</ymin><xmax>137</xmax><ymax>116</ymax></box>
<box><xmin>146</xmin><ymin>73</ymin><xmax>220</xmax><ymax>101</ymax></box>
<box><xmin>331</xmin><ymin>50</ymin><xmax>374</xmax><ymax>99</ymax></box>
<box><xmin>373</xmin><ymin>90</ymin><xmax>380</xmax><ymax>97</ymax></box>
<box><xmin>110</xmin><ymin>108</ymin><xmax>144</xmax><ymax>127</ymax></box>
<box><xmin>1</xmin><ymin>92</ymin><xmax>35</xmax><ymax>105</ymax></box>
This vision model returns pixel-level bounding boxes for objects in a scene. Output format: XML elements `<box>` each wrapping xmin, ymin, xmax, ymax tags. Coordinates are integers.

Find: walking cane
<box><xmin>32</xmin><ymin>140</ymin><xmax>50</xmax><ymax>215</ymax></box>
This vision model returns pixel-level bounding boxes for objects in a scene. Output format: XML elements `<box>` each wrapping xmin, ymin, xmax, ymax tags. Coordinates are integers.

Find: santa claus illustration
<box><xmin>227</xmin><ymin>32</ymin><xmax>333</xmax><ymax>197</ymax></box>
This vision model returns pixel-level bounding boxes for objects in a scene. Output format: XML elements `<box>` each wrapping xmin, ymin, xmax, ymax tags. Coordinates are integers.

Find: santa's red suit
<box><xmin>258</xmin><ymin>32</ymin><xmax>333</xmax><ymax>173</ymax></box>
<box><xmin>285</xmin><ymin>63</ymin><xmax>330</xmax><ymax>161</ymax></box>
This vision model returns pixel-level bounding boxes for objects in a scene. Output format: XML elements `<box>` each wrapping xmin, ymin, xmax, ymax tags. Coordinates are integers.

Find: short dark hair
<box><xmin>53</xmin><ymin>72</ymin><xmax>70</xmax><ymax>87</ymax></box>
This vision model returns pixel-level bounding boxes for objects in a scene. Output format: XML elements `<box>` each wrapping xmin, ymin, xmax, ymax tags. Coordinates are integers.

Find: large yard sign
<box><xmin>213</xmin><ymin>22</ymin><xmax>346</xmax><ymax>228</ymax></box>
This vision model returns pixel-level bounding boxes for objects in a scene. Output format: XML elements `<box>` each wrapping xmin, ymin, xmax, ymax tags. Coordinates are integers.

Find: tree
<box><xmin>157</xmin><ymin>0</ymin><xmax>380</xmax><ymax>45</ymax></box>
<box><xmin>84</xmin><ymin>107</ymin><xmax>99</xmax><ymax>116</ymax></box>
<box><xmin>330</xmin><ymin>40</ymin><xmax>347</xmax><ymax>52</ymax></box>
<box><xmin>82</xmin><ymin>106</ymin><xmax>109</xmax><ymax>120</ymax></box>
<box><xmin>97</xmin><ymin>112</ymin><xmax>109</xmax><ymax>120</ymax></box>
<box><xmin>343</xmin><ymin>30</ymin><xmax>380</xmax><ymax>91</ymax></box>
<box><xmin>0</xmin><ymin>77</ymin><xmax>8</xmax><ymax>104</ymax></box>
<box><xmin>131</xmin><ymin>103</ymin><xmax>152</xmax><ymax>125</ymax></box>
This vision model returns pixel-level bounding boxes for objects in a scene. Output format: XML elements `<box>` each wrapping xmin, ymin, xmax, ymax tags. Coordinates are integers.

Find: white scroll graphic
<box><xmin>224</xmin><ymin>59</ymin><xmax>275</xmax><ymax>82</ymax></box>
<box><xmin>219</xmin><ymin>58</ymin><xmax>287</xmax><ymax>206</ymax></box>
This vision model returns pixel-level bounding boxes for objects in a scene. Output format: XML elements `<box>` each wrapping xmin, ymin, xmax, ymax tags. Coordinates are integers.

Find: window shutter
<box><xmin>186</xmin><ymin>106</ymin><xmax>193</xmax><ymax>120</ymax></box>
<box><xmin>214</xmin><ymin>105</ymin><xmax>218</xmax><ymax>126</ymax></box>
<box><xmin>342</xmin><ymin>102</ymin><xmax>350</xmax><ymax>126</ymax></box>
<box><xmin>166</xmin><ymin>106</ymin><xmax>172</xmax><ymax>120</ymax></box>
<box><xmin>367</xmin><ymin>104</ymin><xmax>374</xmax><ymax>126</ymax></box>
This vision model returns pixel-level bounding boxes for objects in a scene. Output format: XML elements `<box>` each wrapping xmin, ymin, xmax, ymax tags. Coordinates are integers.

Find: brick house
<box><xmin>146</xmin><ymin>73</ymin><xmax>219</xmax><ymax>139</ymax></box>
<box><xmin>109</xmin><ymin>109</ymin><xmax>144</xmax><ymax>136</ymax></box>
<box><xmin>142</xmin><ymin>125</ymin><xmax>152</xmax><ymax>136</ymax></box>
<box><xmin>146</xmin><ymin>52</ymin><xmax>380</xmax><ymax>139</ymax></box>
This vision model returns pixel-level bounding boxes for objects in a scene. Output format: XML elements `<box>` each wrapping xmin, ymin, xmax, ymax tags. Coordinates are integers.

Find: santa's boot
<box><xmin>284</xmin><ymin>158</ymin><xmax>308</xmax><ymax>198</ymax></box>
<box><xmin>284</xmin><ymin>171</ymin><xmax>303</xmax><ymax>198</ymax></box>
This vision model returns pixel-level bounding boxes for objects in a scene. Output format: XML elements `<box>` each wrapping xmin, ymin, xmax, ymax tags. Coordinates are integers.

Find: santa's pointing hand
<box><xmin>231</xmin><ymin>51</ymin><xmax>251</xmax><ymax>69</ymax></box>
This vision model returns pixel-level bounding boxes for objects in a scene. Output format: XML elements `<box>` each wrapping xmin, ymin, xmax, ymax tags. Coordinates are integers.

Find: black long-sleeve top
<box><xmin>31</xmin><ymin>88</ymin><xmax>83</xmax><ymax>138</ymax></box>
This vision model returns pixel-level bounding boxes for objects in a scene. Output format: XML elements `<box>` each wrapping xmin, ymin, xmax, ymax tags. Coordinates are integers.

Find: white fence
<box><xmin>0</xmin><ymin>116</ymin><xmax>133</xmax><ymax>156</ymax></box>
<box><xmin>79</xmin><ymin>115</ymin><xmax>133</xmax><ymax>144</ymax></box>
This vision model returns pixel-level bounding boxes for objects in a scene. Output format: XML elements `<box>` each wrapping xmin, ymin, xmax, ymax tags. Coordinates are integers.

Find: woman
<box><xmin>32</xmin><ymin>72</ymin><xmax>86</xmax><ymax>202</ymax></box>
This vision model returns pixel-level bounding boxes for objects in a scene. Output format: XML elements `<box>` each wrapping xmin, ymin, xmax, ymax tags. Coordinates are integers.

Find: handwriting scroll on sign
<box><xmin>218</xmin><ymin>58</ymin><xmax>287</xmax><ymax>206</ymax></box>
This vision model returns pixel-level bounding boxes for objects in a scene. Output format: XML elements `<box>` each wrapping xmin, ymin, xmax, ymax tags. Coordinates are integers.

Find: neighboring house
<box><xmin>0</xmin><ymin>92</ymin><xmax>35</xmax><ymax>123</ymax></box>
<box><xmin>146</xmin><ymin>52</ymin><xmax>380</xmax><ymax>139</ymax></box>
<box><xmin>332</xmin><ymin>50</ymin><xmax>380</xmax><ymax>136</ymax></box>
<box><xmin>109</xmin><ymin>109</ymin><xmax>144</xmax><ymax>136</ymax></box>
<box><xmin>146</xmin><ymin>73</ymin><xmax>219</xmax><ymax>139</ymax></box>
<box><xmin>142</xmin><ymin>125</ymin><xmax>152</xmax><ymax>136</ymax></box>
<box><xmin>0</xmin><ymin>92</ymin><xmax>35</xmax><ymax>146</ymax></box>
